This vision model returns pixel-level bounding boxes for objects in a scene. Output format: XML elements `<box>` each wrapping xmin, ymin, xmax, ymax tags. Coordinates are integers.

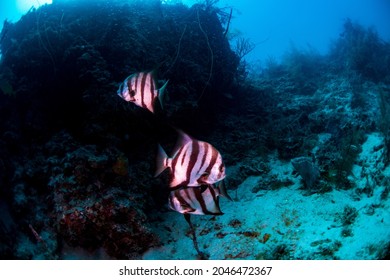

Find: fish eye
<box><xmin>219</xmin><ymin>164</ymin><xmax>224</xmax><ymax>173</ymax></box>
<box><xmin>130</xmin><ymin>90</ymin><xmax>136</xmax><ymax>97</ymax></box>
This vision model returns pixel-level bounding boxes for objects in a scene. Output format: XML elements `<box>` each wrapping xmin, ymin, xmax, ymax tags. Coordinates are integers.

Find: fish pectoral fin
<box><xmin>198</xmin><ymin>172</ymin><xmax>209</xmax><ymax>179</ymax></box>
<box><xmin>181</xmin><ymin>205</ymin><xmax>196</xmax><ymax>213</ymax></box>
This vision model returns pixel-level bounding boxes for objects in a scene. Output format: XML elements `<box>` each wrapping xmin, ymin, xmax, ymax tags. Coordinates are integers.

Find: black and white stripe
<box><xmin>168</xmin><ymin>185</ymin><xmax>223</xmax><ymax>215</ymax></box>
<box><xmin>168</xmin><ymin>138</ymin><xmax>225</xmax><ymax>188</ymax></box>
<box><xmin>131</xmin><ymin>72</ymin><xmax>156</xmax><ymax>113</ymax></box>
<box><xmin>155</xmin><ymin>132</ymin><xmax>226</xmax><ymax>188</ymax></box>
<box><xmin>118</xmin><ymin>71</ymin><xmax>167</xmax><ymax>113</ymax></box>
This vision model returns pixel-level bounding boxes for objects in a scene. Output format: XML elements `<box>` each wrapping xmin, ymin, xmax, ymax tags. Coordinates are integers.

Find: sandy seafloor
<box><xmin>143</xmin><ymin>133</ymin><xmax>390</xmax><ymax>260</ymax></box>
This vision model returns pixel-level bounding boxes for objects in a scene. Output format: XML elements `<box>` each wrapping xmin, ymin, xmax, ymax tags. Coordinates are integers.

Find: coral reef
<box><xmin>49</xmin><ymin>138</ymin><xmax>159</xmax><ymax>259</ymax></box>
<box><xmin>0</xmin><ymin>0</ymin><xmax>238</xmax><ymax>259</ymax></box>
<box><xmin>143</xmin><ymin>18</ymin><xmax>390</xmax><ymax>260</ymax></box>
<box><xmin>0</xmin><ymin>2</ymin><xmax>389</xmax><ymax>260</ymax></box>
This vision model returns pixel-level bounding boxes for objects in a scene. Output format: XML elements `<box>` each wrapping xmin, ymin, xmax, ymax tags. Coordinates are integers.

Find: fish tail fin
<box><xmin>157</xmin><ymin>80</ymin><xmax>169</xmax><ymax>109</ymax></box>
<box><xmin>155</xmin><ymin>144</ymin><xmax>169</xmax><ymax>177</ymax></box>
<box><xmin>217</xmin><ymin>180</ymin><xmax>233</xmax><ymax>201</ymax></box>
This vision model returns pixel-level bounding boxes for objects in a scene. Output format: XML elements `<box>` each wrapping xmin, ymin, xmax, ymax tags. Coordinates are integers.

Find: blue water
<box><xmin>220</xmin><ymin>0</ymin><xmax>390</xmax><ymax>62</ymax></box>
<box><xmin>1</xmin><ymin>0</ymin><xmax>389</xmax><ymax>62</ymax></box>
<box><xmin>0</xmin><ymin>0</ymin><xmax>389</xmax><ymax>261</ymax></box>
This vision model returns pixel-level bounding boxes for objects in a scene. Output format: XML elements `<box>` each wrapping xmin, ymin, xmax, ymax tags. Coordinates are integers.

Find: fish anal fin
<box><xmin>217</xmin><ymin>180</ymin><xmax>233</xmax><ymax>201</ymax></box>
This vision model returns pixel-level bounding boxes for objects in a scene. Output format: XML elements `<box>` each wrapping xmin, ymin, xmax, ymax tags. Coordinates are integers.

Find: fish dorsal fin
<box><xmin>147</xmin><ymin>69</ymin><xmax>157</xmax><ymax>80</ymax></box>
<box><xmin>126</xmin><ymin>73</ymin><xmax>137</xmax><ymax>80</ymax></box>
<box><xmin>172</xmin><ymin>129</ymin><xmax>193</xmax><ymax>157</ymax></box>
<box><xmin>177</xmin><ymin>129</ymin><xmax>192</xmax><ymax>143</ymax></box>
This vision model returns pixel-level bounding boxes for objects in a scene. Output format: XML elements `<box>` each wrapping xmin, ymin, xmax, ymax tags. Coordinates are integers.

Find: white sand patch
<box><xmin>143</xmin><ymin>133</ymin><xmax>390</xmax><ymax>260</ymax></box>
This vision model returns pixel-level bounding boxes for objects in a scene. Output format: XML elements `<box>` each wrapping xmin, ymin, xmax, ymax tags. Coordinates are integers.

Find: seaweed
<box><xmin>329</xmin><ymin>18</ymin><xmax>390</xmax><ymax>82</ymax></box>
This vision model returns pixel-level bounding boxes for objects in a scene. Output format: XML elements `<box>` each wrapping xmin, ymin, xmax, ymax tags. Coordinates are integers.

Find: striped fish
<box><xmin>117</xmin><ymin>71</ymin><xmax>168</xmax><ymax>113</ymax></box>
<box><xmin>155</xmin><ymin>131</ymin><xmax>226</xmax><ymax>188</ymax></box>
<box><xmin>168</xmin><ymin>185</ymin><xmax>223</xmax><ymax>215</ymax></box>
